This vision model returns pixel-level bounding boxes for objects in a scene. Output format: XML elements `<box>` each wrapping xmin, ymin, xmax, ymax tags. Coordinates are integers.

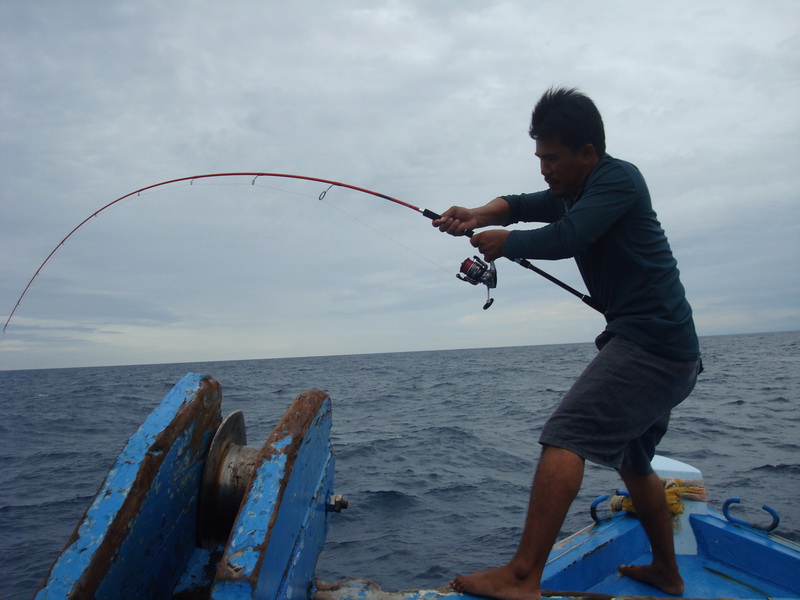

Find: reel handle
<box><xmin>458</xmin><ymin>256</ymin><xmax>496</xmax><ymax>310</ymax></box>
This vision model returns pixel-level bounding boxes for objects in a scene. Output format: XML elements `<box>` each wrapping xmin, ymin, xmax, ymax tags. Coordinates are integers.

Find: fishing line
<box><xmin>316</xmin><ymin>191</ymin><xmax>453</xmax><ymax>277</ymax></box>
<box><xmin>2</xmin><ymin>172</ymin><xmax>600</xmax><ymax>335</ymax></box>
<box><xmin>236</xmin><ymin>178</ymin><xmax>451</xmax><ymax>274</ymax></box>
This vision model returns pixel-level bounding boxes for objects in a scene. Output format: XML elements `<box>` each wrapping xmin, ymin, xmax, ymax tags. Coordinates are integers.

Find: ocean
<box><xmin>1</xmin><ymin>331</ymin><xmax>798</xmax><ymax>598</ymax></box>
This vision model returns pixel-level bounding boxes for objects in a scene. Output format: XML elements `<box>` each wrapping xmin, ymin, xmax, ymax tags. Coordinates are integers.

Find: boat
<box><xmin>35</xmin><ymin>373</ymin><xmax>800</xmax><ymax>599</ymax></box>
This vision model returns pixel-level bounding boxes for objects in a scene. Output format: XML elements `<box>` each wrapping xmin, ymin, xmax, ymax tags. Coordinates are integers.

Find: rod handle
<box><xmin>422</xmin><ymin>209</ymin><xmax>475</xmax><ymax>237</ymax></box>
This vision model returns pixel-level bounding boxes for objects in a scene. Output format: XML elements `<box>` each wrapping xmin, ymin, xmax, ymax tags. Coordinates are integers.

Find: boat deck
<box><xmin>318</xmin><ymin>509</ymin><xmax>800</xmax><ymax>600</ymax></box>
<box><xmin>317</xmin><ymin>552</ymin><xmax>800</xmax><ymax>600</ymax></box>
<box><xmin>586</xmin><ymin>552</ymin><xmax>797</xmax><ymax>598</ymax></box>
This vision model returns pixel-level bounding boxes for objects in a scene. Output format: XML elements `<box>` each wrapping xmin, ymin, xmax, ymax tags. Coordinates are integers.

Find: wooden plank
<box><xmin>212</xmin><ymin>389</ymin><xmax>335</xmax><ymax>600</ymax></box>
<box><xmin>35</xmin><ymin>373</ymin><xmax>222</xmax><ymax>600</ymax></box>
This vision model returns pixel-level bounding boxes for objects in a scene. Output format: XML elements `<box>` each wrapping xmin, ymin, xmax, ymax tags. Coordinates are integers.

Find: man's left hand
<box><xmin>471</xmin><ymin>229</ymin><xmax>510</xmax><ymax>262</ymax></box>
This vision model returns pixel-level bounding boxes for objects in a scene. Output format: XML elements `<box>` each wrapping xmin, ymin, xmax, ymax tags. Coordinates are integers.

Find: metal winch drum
<box><xmin>198</xmin><ymin>410</ymin><xmax>259</xmax><ymax>547</ymax></box>
<box><xmin>197</xmin><ymin>410</ymin><xmax>348</xmax><ymax>548</ymax></box>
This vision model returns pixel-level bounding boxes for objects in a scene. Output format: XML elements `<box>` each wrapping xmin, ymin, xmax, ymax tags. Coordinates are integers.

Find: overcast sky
<box><xmin>1</xmin><ymin>1</ymin><xmax>798</xmax><ymax>370</ymax></box>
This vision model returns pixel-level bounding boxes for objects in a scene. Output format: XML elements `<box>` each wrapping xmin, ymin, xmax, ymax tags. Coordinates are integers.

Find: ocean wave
<box><xmin>0</xmin><ymin>492</ymin><xmax>94</xmax><ymax>512</ymax></box>
<box><xmin>751</xmin><ymin>463</ymin><xmax>800</xmax><ymax>475</ymax></box>
<box><xmin>359</xmin><ymin>489</ymin><xmax>423</xmax><ymax>509</ymax></box>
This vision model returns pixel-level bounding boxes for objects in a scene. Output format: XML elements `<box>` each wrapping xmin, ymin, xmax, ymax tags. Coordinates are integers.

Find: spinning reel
<box><xmin>457</xmin><ymin>256</ymin><xmax>497</xmax><ymax>310</ymax></box>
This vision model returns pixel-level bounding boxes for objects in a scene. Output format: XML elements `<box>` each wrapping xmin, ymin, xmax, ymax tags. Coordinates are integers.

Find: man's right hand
<box><xmin>432</xmin><ymin>206</ymin><xmax>478</xmax><ymax>236</ymax></box>
<box><xmin>432</xmin><ymin>197</ymin><xmax>511</xmax><ymax>237</ymax></box>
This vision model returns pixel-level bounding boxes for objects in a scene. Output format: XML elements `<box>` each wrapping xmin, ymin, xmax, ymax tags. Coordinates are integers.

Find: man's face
<box><xmin>535</xmin><ymin>137</ymin><xmax>597</xmax><ymax>198</ymax></box>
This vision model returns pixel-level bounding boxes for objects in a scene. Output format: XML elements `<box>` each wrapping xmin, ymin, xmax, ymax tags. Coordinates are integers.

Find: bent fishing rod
<box><xmin>2</xmin><ymin>172</ymin><xmax>601</xmax><ymax>334</ymax></box>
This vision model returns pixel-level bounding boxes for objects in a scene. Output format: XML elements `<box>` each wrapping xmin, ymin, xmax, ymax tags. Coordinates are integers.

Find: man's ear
<box><xmin>580</xmin><ymin>143</ymin><xmax>598</xmax><ymax>161</ymax></box>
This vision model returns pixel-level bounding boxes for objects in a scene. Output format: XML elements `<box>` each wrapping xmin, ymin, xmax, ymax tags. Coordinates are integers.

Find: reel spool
<box><xmin>457</xmin><ymin>256</ymin><xmax>497</xmax><ymax>309</ymax></box>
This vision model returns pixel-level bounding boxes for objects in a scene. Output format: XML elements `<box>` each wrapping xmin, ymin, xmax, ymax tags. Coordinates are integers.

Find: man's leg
<box><xmin>617</xmin><ymin>467</ymin><xmax>684</xmax><ymax>596</ymax></box>
<box><xmin>450</xmin><ymin>445</ymin><xmax>584</xmax><ymax>600</ymax></box>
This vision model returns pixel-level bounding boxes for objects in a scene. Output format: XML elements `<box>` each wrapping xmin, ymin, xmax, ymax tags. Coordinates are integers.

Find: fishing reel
<box><xmin>457</xmin><ymin>256</ymin><xmax>497</xmax><ymax>310</ymax></box>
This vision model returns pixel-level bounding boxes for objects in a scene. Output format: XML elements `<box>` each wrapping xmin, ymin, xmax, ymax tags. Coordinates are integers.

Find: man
<box><xmin>433</xmin><ymin>87</ymin><xmax>702</xmax><ymax>599</ymax></box>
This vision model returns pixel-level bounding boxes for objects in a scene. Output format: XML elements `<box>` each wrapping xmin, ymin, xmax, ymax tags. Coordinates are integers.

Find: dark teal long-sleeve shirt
<box><xmin>502</xmin><ymin>154</ymin><xmax>699</xmax><ymax>361</ymax></box>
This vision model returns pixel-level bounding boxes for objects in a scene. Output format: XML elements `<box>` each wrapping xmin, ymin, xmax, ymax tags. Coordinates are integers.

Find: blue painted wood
<box><xmin>173</xmin><ymin>546</ymin><xmax>224</xmax><ymax>597</ymax></box>
<box><xmin>212</xmin><ymin>389</ymin><xmax>334</xmax><ymax>600</ymax></box>
<box><xmin>35</xmin><ymin>373</ymin><xmax>222</xmax><ymax>600</ymax></box>
<box><xmin>537</xmin><ymin>506</ymin><xmax>800</xmax><ymax>598</ymax></box>
<box><xmin>692</xmin><ymin>510</ymin><xmax>800</xmax><ymax>595</ymax></box>
<box><xmin>541</xmin><ymin>512</ymin><xmax>649</xmax><ymax>591</ymax></box>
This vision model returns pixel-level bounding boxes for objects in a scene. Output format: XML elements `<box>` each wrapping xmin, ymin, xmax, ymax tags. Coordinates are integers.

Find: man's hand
<box><xmin>432</xmin><ymin>197</ymin><xmax>511</xmax><ymax>237</ymax></box>
<box><xmin>471</xmin><ymin>229</ymin><xmax>510</xmax><ymax>262</ymax></box>
<box><xmin>432</xmin><ymin>206</ymin><xmax>478</xmax><ymax>236</ymax></box>
<box><xmin>432</xmin><ymin>198</ymin><xmax>511</xmax><ymax>261</ymax></box>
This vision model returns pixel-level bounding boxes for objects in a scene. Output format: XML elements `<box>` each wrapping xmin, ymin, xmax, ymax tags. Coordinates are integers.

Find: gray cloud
<box><xmin>2</xmin><ymin>1</ymin><xmax>799</xmax><ymax>369</ymax></box>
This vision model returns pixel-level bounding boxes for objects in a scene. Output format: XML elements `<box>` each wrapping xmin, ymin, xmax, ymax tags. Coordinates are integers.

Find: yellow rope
<box><xmin>610</xmin><ymin>478</ymin><xmax>707</xmax><ymax>516</ymax></box>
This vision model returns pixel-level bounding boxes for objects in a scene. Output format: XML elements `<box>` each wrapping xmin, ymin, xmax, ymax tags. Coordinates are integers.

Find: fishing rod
<box><xmin>2</xmin><ymin>172</ymin><xmax>601</xmax><ymax>334</ymax></box>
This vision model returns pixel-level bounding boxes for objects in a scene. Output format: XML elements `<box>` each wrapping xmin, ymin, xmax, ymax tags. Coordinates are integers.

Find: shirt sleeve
<box><xmin>504</xmin><ymin>190</ymin><xmax>564</xmax><ymax>224</ymax></box>
<box><xmin>502</xmin><ymin>160</ymin><xmax>639</xmax><ymax>261</ymax></box>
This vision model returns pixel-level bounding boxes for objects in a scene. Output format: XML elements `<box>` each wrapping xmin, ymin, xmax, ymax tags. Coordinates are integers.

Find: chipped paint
<box><xmin>212</xmin><ymin>390</ymin><xmax>334</xmax><ymax>599</ymax></box>
<box><xmin>35</xmin><ymin>373</ymin><xmax>221</xmax><ymax>599</ymax></box>
<box><xmin>223</xmin><ymin>452</ymin><xmax>288</xmax><ymax>575</ymax></box>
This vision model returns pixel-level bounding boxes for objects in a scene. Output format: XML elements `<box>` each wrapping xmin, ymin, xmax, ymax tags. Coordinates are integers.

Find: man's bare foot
<box><xmin>450</xmin><ymin>564</ymin><xmax>540</xmax><ymax>600</ymax></box>
<box><xmin>619</xmin><ymin>563</ymin><xmax>684</xmax><ymax>596</ymax></box>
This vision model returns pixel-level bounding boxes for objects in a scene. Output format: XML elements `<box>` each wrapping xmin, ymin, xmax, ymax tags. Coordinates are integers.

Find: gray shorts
<box><xmin>539</xmin><ymin>333</ymin><xmax>701</xmax><ymax>476</ymax></box>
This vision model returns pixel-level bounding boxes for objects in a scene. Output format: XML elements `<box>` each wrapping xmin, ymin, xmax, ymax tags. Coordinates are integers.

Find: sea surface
<box><xmin>1</xmin><ymin>331</ymin><xmax>798</xmax><ymax>598</ymax></box>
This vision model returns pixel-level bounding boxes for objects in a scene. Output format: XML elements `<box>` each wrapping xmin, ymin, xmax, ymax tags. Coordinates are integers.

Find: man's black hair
<box><xmin>529</xmin><ymin>87</ymin><xmax>606</xmax><ymax>156</ymax></box>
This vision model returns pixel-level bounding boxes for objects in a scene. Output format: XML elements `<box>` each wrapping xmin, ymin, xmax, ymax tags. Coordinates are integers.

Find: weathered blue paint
<box><xmin>279</xmin><ymin>440</ymin><xmax>333</xmax><ymax>599</ymax></box>
<box><xmin>93</xmin><ymin>424</ymin><xmax>204</xmax><ymax>597</ymax></box>
<box><xmin>266</xmin><ymin>406</ymin><xmax>334</xmax><ymax>599</ymax></box>
<box><xmin>224</xmin><ymin>451</ymin><xmax>289</xmax><ymax>575</ymax></box>
<box><xmin>35</xmin><ymin>373</ymin><xmax>221</xmax><ymax>599</ymax></box>
<box><xmin>542</xmin><ymin>512</ymin><xmax>650</xmax><ymax>591</ymax></box>
<box><xmin>692</xmin><ymin>509</ymin><xmax>800</xmax><ymax>596</ymax></box>
<box><xmin>172</xmin><ymin>545</ymin><xmax>223</xmax><ymax>596</ymax></box>
<box><xmin>212</xmin><ymin>390</ymin><xmax>334</xmax><ymax>600</ymax></box>
<box><xmin>538</xmin><ymin>497</ymin><xmax>800</xmax><ymax>598</ymax></box>
<box><xmin>36</xmin><ymin>379</ymin><xmax>333</xmax><ymax>600</ymax></box>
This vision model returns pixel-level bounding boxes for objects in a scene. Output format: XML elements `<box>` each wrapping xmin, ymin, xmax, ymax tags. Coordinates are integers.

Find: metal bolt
<box><xmin>328</xmin><ymin>493</ymin><xmax>349</xmax><ymax>512</ymax></box>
